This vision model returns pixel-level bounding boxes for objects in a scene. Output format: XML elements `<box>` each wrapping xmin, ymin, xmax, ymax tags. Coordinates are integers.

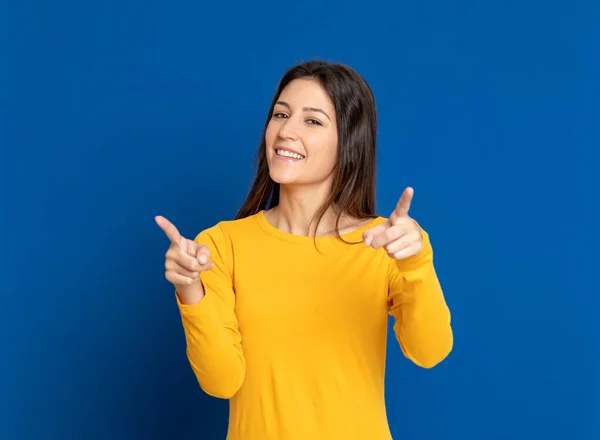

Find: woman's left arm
<box><xmin>386</xmin><ymin>229</ymin><xmax>453</xmax><ymax>368</ymax></box>
<box><xmin>363</xmin><ymin>187</ymin><xmax>453</xmax><ymax>368</ymax></box>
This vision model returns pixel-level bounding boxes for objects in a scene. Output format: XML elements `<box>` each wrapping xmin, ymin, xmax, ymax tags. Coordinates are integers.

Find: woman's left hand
<box><xmin>362</xmin><ymin>187</ymin><xmax>423</xmax><ymax>260</ymax></box>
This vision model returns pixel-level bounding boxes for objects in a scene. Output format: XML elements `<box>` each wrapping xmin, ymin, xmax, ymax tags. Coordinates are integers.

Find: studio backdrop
<box><xmin>1</xmin><ymin>1</ymin><xmax>598</xmax><ymax>439</ymax></box>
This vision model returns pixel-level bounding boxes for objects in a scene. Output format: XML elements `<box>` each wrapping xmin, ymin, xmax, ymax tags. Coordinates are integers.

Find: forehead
<box><xmin>277</xmin><ymin>78</ymin><xmax>334</xmax><ymax>111</ymax></box>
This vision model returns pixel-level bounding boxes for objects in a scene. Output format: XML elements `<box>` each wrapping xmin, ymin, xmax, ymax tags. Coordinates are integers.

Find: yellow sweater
<box><xmin>176</xmin><ymin>211</ymin><xmax>453</xmax><ymax>440</ymax></box>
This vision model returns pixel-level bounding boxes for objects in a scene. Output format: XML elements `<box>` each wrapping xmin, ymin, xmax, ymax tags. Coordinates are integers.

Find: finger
<box><xmin>165</xmin><ymin>270</ymin><xmax>197</xmax><ymax>286</ymax></box>
<box><xmin>370</xmin><ymin>224</ymin><xmax>407</xmax><ymax>249</ymax></box>
<box><xmin>383</xmin><ymin>235</ymin><xmax>412</xmax><ymax>255</ymax></box>
<box><xmin>362</xmin><ymin>220</ymin><xmax>391</xmax><ymax>246</ymax></box>
<box><xmin>390</xmin><ymin>187</ymin><xmax>414</xmax><ymax>224</ymax></box>
<box><xmin>391</xmin><ymin>243</ymin><xmax>420</xmax><ymax>260</ymax></box>
<box><xmin>155</xmin><ymin>215</ymin><xmax>185</xmax><ymax>248</ymax></box>
<box><xmin>167</xmin><ymin>256</ymin><xmax>213</xmax><ymax>275</ymax></box>
<box><xmin>167</xmin><ymin>246</ymin><xmax>203</xmax><ymax>272</ymax></box>
<box><xmin>165</xmin><ymin>259</ymin><xmax>200</xmax><ymax>279</ymax></box>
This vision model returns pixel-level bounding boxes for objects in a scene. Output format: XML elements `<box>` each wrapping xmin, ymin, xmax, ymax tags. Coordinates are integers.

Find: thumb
<box><xmin>194</xmin><ymin>244</ymin><xmax>211</xmax><ymax>265</ymax></box>
<box><xmin>363</xmin><ymin>220</ymin><xmax>390</xmax><ymax>246</ymax></box>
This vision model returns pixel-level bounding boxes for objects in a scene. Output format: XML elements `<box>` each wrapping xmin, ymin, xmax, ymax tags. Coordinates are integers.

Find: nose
<box><xmin>277</xmin><ymin>117</ymin><xmax>299</xmax><ymax>141</ymax></box>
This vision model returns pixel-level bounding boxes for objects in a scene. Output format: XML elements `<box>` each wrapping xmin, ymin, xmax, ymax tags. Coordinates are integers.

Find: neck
<box><xmin>270</xmin><ymin>183</ymin><xmax>337</xmax><ymax>237</ymax></box>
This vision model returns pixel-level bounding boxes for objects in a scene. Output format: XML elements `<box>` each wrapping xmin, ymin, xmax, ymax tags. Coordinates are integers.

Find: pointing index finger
<box><xmin>155</xmin><ymin>215</ymin><xmax>185</xmax><ymax>248</ymax></box>
<box><xmin>391</xmin><ymin>187</ymin><xmax>414</xmax><ymax>224</ymax></box>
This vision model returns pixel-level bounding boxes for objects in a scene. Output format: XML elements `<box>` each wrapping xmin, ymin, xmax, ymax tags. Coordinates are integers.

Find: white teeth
<box><xmin>276</xmin><ymin>149</ymin><xmax>305</xmax><ymax>160</ymax></box>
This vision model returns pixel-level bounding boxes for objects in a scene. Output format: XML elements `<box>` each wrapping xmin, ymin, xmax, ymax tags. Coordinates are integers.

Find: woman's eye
<box><xmin>307</xmin><ymin>119</ymin><xmax>322</xmax><ymax>126</ymax></box>
<box><xmin>273</xmin><ymin>112</ymin><xmax>288</xmax><ymax>119</ymax></box>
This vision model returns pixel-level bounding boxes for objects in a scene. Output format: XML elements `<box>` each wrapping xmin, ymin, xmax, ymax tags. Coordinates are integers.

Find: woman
<box><xmin>155</xmin><ymin>60</ymin><xmax>453</xmax><ymax>439</ymax></box>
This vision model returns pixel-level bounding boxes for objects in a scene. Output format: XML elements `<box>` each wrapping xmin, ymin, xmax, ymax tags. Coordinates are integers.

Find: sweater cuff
<box><xmin>175</xmin><ymin>288</ymin><xmax>219</xmax><ymax>323</ymax></box>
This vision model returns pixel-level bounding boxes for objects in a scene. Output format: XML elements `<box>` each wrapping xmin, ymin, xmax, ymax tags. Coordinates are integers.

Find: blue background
<box><xmin>2</xmin><ymin>0</ymin><xmax>598</xmax><ymax>439</ymax></box>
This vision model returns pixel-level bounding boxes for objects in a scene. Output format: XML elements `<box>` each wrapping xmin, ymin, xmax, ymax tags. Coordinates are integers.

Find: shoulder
<box><xmin>193</xmin><ymin>212</ymin><xmax>261</xmax><ymax>246</ymax></box>
<box><xmin>351</xmin><ymin>215</ymin><xmax>388</xmax><ymax>236</ymax></box>
<box><xmin>366</xmin><ymin>216</ymin><xmax>388</xmax><ymax>227</ymax></box>
<box><xmin>191</xmin><ymin>214</ymin><xmax>261</xmax><ymax>268</ymax></box>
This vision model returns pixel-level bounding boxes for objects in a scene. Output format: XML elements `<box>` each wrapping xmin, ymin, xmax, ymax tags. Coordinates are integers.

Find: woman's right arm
<box><xmin>156</xmin><ymin>217</ymin><xmax>245</xmax><ymax>399</ymax></box>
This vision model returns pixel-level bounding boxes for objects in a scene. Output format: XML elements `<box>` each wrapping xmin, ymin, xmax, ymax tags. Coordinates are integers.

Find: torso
<box><xmin>219</xmin><ymin>212</ymin><xmax>395</xmax><ymax>440</ymax></box>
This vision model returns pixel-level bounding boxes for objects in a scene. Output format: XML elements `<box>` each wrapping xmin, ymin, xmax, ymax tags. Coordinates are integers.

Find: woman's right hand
<box><xmin>155</xmin><ymin>215</ymin><xmax>214</xmax><ymax>304</ymax></box>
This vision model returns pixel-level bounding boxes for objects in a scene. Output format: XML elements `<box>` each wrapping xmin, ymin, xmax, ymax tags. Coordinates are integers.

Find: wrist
<box><xmin>176</xmin><ymin>280</ymin><xmax>205</xmax><ymax>305</ymax></box>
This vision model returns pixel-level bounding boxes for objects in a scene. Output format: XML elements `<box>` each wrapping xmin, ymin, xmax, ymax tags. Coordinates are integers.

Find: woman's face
<box><xmin>265</xmin><ymin>78</ymin><xmax>339</xmax><ymax>188</ymax></box>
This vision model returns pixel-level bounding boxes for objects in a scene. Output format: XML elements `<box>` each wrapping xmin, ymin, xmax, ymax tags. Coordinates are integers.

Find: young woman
<box><xmin>155</xmin><ymin>60</ymin><xmax>453</xmax><ymax>439</ymax></box>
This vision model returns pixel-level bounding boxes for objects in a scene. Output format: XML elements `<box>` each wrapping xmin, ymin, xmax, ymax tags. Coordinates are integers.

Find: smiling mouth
<box><xmin>275</xmin><ymin>149</ymin><xmax>305</xmax><ymax>160</ymax></box>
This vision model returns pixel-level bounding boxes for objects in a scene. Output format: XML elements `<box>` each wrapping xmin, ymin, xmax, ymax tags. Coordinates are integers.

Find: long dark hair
<box><xmin>235</xmin><ymin>60</ymin><xmax>378</xmax><ymax>239</ymax></box>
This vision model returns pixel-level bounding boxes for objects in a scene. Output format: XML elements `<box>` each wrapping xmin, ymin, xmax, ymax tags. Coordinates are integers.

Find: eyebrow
<box><xmin>275</xmin><ymin>100</ymin><xmax>331</xmax><ymax>121</ymax></box>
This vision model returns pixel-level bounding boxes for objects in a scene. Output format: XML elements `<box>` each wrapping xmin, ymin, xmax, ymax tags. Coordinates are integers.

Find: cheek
<box><xmin>314</xmin><ymin>134</ymin><xmax>338</xmax><ymax>164</ymax></box>
<box><xmin>265</xmin><ymin>123</ymin><xmax>276</xmax><ymax>146</ymax></box>
<box><xmin>307</xmin><ymin>139</ymin><xmax>338</xmax><ymax>175</ymax></box>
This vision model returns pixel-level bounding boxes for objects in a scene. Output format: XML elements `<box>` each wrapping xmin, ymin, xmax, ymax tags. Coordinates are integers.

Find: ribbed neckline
<box><xmin>253</xmin><ymin>210</ymin><xmax>384</xmax><ymax>245</ymax></box>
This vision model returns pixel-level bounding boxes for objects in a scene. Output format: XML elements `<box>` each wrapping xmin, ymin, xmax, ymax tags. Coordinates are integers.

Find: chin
<box><xmin>269</xmin><ymin>169</ymin><xmax>299</xmax><ymax>185</ymax></box>
<box><xmin>267</xmin><ymin>157</ymin><xmax>303</xmax><ymax>185</ymax></box>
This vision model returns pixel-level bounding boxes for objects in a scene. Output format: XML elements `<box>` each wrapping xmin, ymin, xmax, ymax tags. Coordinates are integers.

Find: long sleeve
<box><xmin>387</xmin><ymin>224</ymin><xmax>453</xmax><ymax>368</ymax></box>
<box><xmin>176</xmin><ymin>224</ymin><xmax>246</xmax><ymax>398</ymax></box>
